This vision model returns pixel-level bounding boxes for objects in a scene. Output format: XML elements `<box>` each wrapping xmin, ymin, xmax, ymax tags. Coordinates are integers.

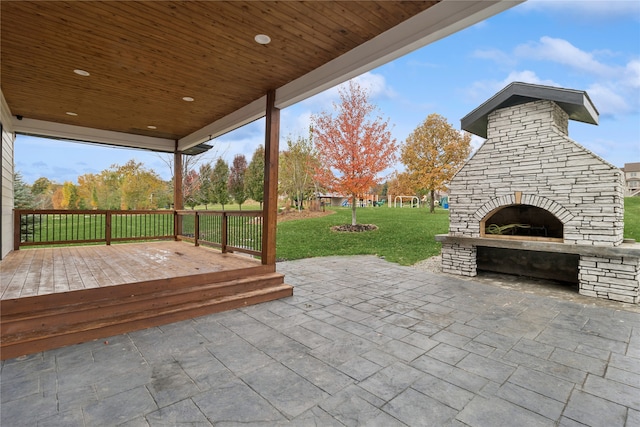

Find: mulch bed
<box><xmin>331</xmin><ymin>224</ymin><xmax>378</xmax><ymax>232</ymax></box>
<box><xmin>277</xmin><ymin>209</ymin><xmax>335</xmax><ymax>222</ymax></box>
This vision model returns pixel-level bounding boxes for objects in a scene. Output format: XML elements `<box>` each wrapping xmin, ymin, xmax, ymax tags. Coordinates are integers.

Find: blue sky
<box><xmin>15</xmin><ymin>0</ymin><xmax>640</xmax><ymax>184</ymax></box>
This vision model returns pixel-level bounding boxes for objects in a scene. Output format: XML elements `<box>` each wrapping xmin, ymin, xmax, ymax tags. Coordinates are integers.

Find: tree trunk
<box><xmin>430</xmin><ymin>189</ymin><xmax>435</xmax><ymax>213</ymax></box>
<box><xmin>351</xmin><ymin>194</ymin><xmax>357</xmax><ymax>226</ymax></box>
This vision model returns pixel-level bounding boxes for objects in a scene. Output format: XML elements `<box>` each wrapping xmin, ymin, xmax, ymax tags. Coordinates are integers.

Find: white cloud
<box><xmin>353</xmin><ymin>72</ymin><xmax>396</xmax><ymax>99</ymax></box>
<box><xmin>211</xmin><ymin>121</ymin><xmax>266</xmax><ymax>164</ymax></box>
<box><xmin>469</xmin><ymin>134</ymin><xmax>486</xmax><ymax>154</ymax></box>
<box><xmin>300</xmin><ymin>71</ymin><xmax>394</xmax><ymax>110</ymax></box>
<box><xmin>468</xmin><ymin>36</ymin><xmax>639</xmax><ymax>118</ymax></box>
<box><xmin>623</xmin><ymin>59</ymin><xmax>640</xmax><ymax>89</ymax></box>
<box><xmin>467</xmin><ymin>70</ymin><xmax>635</xmax><ymax>117</ymax></box>
<box><xmin>515</xmin><ymin>37</ymin><xmax>616</xmax><ymax>77</ymax></box>
<box><xmin>500</xmin><ymin>70</ymin><xmax>559</xmax><ymax>88</ymax></box>
<box><xmin>465</xmin><ymin>70</ymin><xmax>559</xmax><ymax>102</ymax></box>
<box><xmin>574</xmin><ymin>136</ymin><xmax>622</xmax><ymax>164</ymax></box>
<box><xmin>288</xmin><ymin>72</ymin><xmax>396</xmax><ymax>139</ymax></box>
<box><xmin>472</xmin><ymin>48</ymin><xmax>517</xmax><ymax>67</ymax></box>
<box><xmin>585</xmin><ymin>83</ymin><xmax>630</xmax><ymax>116</ymax></box>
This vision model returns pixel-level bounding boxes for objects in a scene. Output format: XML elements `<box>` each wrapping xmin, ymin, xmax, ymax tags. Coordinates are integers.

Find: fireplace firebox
<box><xmin>481</xmin><ymin>203</ymin><xmax>563</xmax><ymax>241</ymax></box>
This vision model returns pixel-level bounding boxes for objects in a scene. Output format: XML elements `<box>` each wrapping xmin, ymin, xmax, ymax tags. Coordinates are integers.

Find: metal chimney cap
<box><xmin>461</xmin><ymin>82</ymin><xmax>599</xmax><ymax>138</ymax></box>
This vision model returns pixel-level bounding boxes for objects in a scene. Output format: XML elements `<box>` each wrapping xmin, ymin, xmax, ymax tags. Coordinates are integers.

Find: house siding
<box><xmin>622</xmin><ymin>162</ymin><xmax>640</xmax><ymax>195</ymax></box>
<box><xmin>1</xmin><ymin>93</ymin><xmax>15</xmax><ymax>259</ymax></box>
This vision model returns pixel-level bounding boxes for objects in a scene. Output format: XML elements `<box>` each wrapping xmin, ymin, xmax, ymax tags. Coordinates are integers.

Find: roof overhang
<box><xmin>2</xmin><ymin>1</ymin><xmax>523</xmax><ymax>153</ymax></box>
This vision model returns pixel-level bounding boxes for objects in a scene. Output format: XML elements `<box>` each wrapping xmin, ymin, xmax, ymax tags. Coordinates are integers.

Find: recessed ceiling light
<box><xmin>254</xmin><ymin>34</ymin><xmax>271</xmax><ymax>45</ymax></box>
<box><xmin>147</xmin><ymin>125</ymin><xmax>157</xmax><ymax>129</ymax></box>
<box><xmin>182</xmin><ymin>96</ymin><xmax>194</xmax><ymax>102</ymax></box>
<box><xmin>66</xmin><ymin>112</ymin><xmax>78</xmax><ymax>116</ymax></box>
<box><xmin>73</xmin><ymin>69</ymin><xmax>90</xmax><ymax>76</ymax></box>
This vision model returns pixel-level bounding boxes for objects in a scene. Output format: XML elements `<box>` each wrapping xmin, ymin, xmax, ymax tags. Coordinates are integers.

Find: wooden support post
<box><xmin>262</xmin><ymin>90</ymin><xmax>280</xmax><ymax>265</ymax></box>
<box><xmin>174</xmin><ymin>146</ymin><xmax>183</xmax><ymax>240</ymax></box>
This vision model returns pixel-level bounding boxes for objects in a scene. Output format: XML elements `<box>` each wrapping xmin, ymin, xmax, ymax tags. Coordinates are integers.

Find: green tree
<box><xmin>91</xmin><ymin>187</ymin><xmax>99</xmax><ymax>209</ymax></box>
<box><xmin>61</xmin><ymin>181</ymin><xmax>79</xmax><ymax>209</ymax></box>
<box><xmin>31</xmin><ymin>177</ymin><xmax>51</xmax><ymax>195</ymax></box>
<box><xmin>77</xmin><ymin>173</ymin><xmax>101</xmax><ymax>209</ymax></box>
<box><xmin>245</xmin><ymin>145</ymin><xmax>265</xmax><ymax>209</ymax></box>
<box><xmin>98</xmin><ymin>169</ymin><xmax>122</xmax><ymax>209</ymax></box>
<box><xmin>14</xmin><ymin>172</ymin><xmax>34</xmax><ymax>209</ymax></box>
<box><xmin>118</xmin><ymin>160</ymin><xmax>162</xmax><ymax>210</ymax></box>
<box><xmin>31</xmin><ymin>176</ymin><xmax>54</xmax><ymax>209</ymax></box>
<box><xmin>183</xmin><ymin>170</ymin><xmax>200</xmax><ymax>209</ymax></box>
<box><xmin>14</xmin><ymin>172</ymin><xmax>35</xmax><ymax>241</ymax></box>
<box><xmin>279</xmin><ymin>131</ymin><xmax>319</xmax><ymax>212</ymax></box>
<box><xmin>400</xmin><ymin>113</ymin><xmax>471</xmax><ymax>213</ymax></box>
<box><xmin>198</xmin><ymin>162</ymin><xmax>214</xmax><ymax>209</ymax></box>
<box><xmin>77</xmin><ymin>161</ymin><xmax>168</xmax><ymax>210</ymax></box>
<box><xmin>228</xmin><ymin>154</ymin><xmax>248</xmax><ymax>210</ymax></box>
<box><xmin>211</xmin><ymin>158</ymin><xmax>230</xmax><ymax>209</ymax></box>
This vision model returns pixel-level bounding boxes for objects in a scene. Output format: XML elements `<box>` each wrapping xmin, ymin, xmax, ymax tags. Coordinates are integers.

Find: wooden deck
<box><xmin>1</xmin><ymin>241</ymin><xmax>263</xmax><ymax>299</ymax></box>
<box><xmin>0</xmin><ymin>242</ymin><xmax>292</xmax><ymax>360</ymax></box>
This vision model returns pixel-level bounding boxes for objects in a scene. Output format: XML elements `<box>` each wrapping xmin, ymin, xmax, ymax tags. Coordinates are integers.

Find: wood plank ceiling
<box><xmin>1</xmin><ymin>1</ymin><xmax>519</xmax><ymax>152</ymax></box>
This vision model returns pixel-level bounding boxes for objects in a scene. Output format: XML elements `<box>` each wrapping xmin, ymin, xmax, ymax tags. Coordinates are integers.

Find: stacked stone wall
<box><xmin>441</xmin><ymin>243</ymin><xmax>476</xmax><ymax>276</ymax></box>
<box><xmin>449</xmin><ymin>100</ymin><xmax>624</xmax><ymax>246</ymax></box>
<box><xmin>579</xmin><ymin>256</ymin><xmax>640</xmax><ymax>303</ymax></box>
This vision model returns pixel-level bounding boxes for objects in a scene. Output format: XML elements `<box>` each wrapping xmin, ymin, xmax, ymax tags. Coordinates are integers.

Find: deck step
<box><xmin>0</xmin><ymin>272</ymin><xmax>292</xmax><ymax>360</ymax></box>
<box><xmin>1</xmin><ymin>273</ymin><xmax>285</xmax><ymax>330</ymax></box>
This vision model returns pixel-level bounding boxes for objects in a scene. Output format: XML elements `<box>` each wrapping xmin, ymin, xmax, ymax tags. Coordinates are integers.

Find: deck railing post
<box><xmin>173</xmin><ymin>210</ymin><xmax>179</xmax><ymax>241</ymax></box>
<box><xmin>13</xmin><ymin>209</ymin><xmax>21</xmax><ymax>250</ymax></box>
<box><xmin>194</xmin><ymin>211</ymin><xmax>200</xmax><ymax>247</ymax></box>
<box><xmin>221</xmin><ymin>212</ymin><xmax>228</xmax><ymax>253</ymax></box>
<box><xmin>105</xmin><ymin>211</ymin><xmax>112</xmax><ymax>245</ymax></box>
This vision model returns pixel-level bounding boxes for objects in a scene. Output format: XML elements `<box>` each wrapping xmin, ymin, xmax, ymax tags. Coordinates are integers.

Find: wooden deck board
<box><xmin>93</xmin><ymin>244</ymin><xmax>138</xmax><ymax>285</ymax></box>
<box><xmin>2</xmin><ymin>250</ymin><xmax>35</xmax><ymax>299</ymax></box>
<box><xmin>21</xmin><ymin>247</ymin><xmax>43</xmax><ymax>297</ymax></box>
<box><xmin>0</xmin><ymin>241</ymin><xmax>262</xmax><ymax>300</ymax></box>
<box><xmin>70</xmin><ymin>246</ymin><xmax>100</xmax><ymax>290</ymax></box>
<box><xmin>53</xmin><ymin>247</ymin><xmax>70</xmax><ymax>294</ymax></box>
<box><xmin>38</xmin><ymin>249</ymin><xmax>55</xmax><ymax>296</ymax></box>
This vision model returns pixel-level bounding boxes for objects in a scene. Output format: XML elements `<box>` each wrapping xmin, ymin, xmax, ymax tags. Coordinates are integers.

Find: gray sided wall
<box><xmin>1</xmin><ymin>94</ymin><xmax>15</xmax><ymax>259</ymax></box>
<box><xmin>448</xmin><ymin>99</ymin><xmax>624</xmax><ymax>247</ymax></box>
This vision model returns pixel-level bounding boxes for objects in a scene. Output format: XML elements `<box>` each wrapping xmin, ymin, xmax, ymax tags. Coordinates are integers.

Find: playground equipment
<box><xmin>394</xmin><ymin>196</ymin><xmax>419</xmax><ymax>208</ymax></box>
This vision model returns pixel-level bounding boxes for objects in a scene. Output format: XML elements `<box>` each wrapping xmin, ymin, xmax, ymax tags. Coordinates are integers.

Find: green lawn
<box><xmin>624</xmin><ymin>196</ymin><xmax>640</xmax><ymax>241</ymax></box>
<box><xmin>276</xmin><ymin>206</ymin><xmax>449</xmax><ymax>266</ymax></box>
<box><xmin>277</xmin><ymin>197</ymin><xmax>640</xmax><ymax>265</ymax></box>
<box><xmin>22</xmin><ymin>198</ymin><xmax>639</xmax><ymax>265</ymax></box>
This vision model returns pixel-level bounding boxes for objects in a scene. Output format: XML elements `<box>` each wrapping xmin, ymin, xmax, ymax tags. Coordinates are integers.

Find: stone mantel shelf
<box><xmin>435</xmin><ymin>234</ymin><xmax>640</xmax><ymax>258</ymax></box>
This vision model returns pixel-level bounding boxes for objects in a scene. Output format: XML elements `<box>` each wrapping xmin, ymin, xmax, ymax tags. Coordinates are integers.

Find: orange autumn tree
<box><xmin>387</xmin><ymin>172</ymin><xmax>416</xmax><ymax>205</ymax></box>
<box><xmin>312</xmin><ymin>81</ymin><xmax>397</xmax><ymax>226</ymax></box>
<box><xmin>400</xmin><ymin>113</ymin><xmax>472</xmax><ymax>213</ymax></box>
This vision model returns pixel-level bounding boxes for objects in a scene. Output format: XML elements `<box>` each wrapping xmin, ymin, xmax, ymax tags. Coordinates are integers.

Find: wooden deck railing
<box><xmin>14</xmin><ymin>209</ymin><xmax>263</xmax><ymax>258</ymax></box>
<box><xmin>176</xmin><ymin>210</ymin><xmax>263</xmax><ymax>257</ymax></box>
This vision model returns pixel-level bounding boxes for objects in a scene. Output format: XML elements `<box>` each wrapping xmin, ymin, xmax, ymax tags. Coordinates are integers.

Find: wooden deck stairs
<box><xmin>0</xmin><ymin>265</ymin><xmax>292</xmax><ymax>360</ymax></box>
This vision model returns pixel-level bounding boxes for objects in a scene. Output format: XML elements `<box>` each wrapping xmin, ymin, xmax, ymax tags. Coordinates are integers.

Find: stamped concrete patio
<box><xmin>1</xmin><ymin>255</ymin><xmax>639</xmax><ymax>426</ymax></box>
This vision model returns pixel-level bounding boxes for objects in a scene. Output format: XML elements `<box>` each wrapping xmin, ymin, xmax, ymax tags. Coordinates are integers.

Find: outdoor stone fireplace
<box><xmin>436</xmin><ymin>82</ymin><xmax>640</xmax><ymax>303</ymax></box>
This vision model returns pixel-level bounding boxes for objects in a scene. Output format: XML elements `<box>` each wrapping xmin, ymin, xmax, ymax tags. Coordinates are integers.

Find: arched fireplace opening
<box><xmin>481</xmin><ymin>205</ymin><xmax>563</xmax><ymax>242</ymax></box>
